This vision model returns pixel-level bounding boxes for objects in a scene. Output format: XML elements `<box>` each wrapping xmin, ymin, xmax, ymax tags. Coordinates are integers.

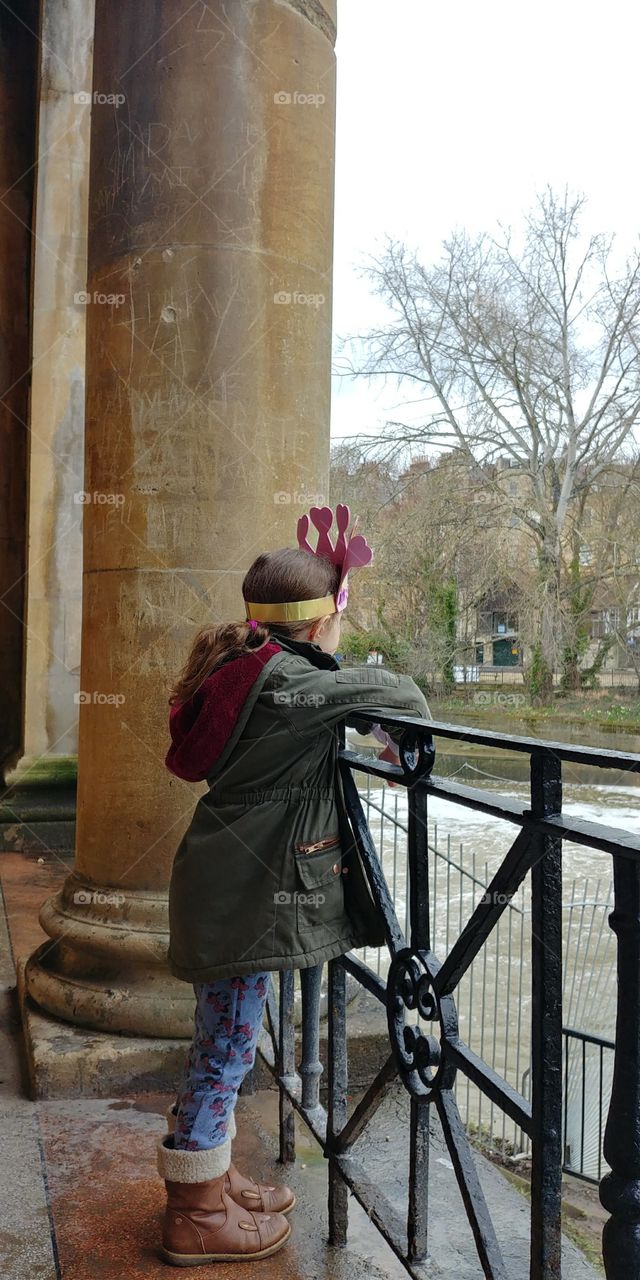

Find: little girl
<box><xmin>156</xmin><ymin>505</ymin><xmax>430</xmax><ymax>1265</ymax></box>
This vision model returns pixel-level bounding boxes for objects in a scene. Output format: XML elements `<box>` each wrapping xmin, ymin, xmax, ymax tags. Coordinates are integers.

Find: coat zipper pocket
<box><xmin>294</xmin><ymin>833</ymin><xmax>341</xmax><ymax>855</ymax></box>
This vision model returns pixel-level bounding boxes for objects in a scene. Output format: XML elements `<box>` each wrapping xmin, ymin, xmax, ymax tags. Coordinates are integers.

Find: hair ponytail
<box><xmin>168</xmin><ymin>546</ymin><xmax>340</xmax><ymax>705</ymax></box>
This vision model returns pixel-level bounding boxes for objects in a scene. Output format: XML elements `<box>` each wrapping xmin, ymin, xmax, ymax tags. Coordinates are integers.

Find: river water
<box><xmin>350</xmin><ymin>709</ymin><xmax>639</xmax><ymax>881</ymax></box>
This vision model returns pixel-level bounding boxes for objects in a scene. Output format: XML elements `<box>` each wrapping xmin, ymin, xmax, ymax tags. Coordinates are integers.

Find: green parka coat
<box><xmin>165</xmin><ymin>632</ymin><xmax>430</xmax><ymax>982</ymax></box>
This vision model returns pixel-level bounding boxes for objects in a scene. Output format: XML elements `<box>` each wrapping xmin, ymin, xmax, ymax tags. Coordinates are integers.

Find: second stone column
<box><xmin>26</xmin><ymin>0</ymin><xmax>337</xmax><ymax>1036</ymax></box>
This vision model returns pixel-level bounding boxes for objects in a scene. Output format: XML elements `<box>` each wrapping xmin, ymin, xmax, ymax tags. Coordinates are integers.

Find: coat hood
<box><xmin>165</xmin><ymin>642</ymin><xmax>283</xmax><ymax>781</ymax></box>
<box><xmin>165</xmin><ymin>633</ymin><xmax>341</xmax><ymax>783</ymax></box>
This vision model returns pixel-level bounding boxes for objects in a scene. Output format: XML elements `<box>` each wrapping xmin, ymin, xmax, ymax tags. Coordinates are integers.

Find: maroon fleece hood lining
<box><xmin>165</xmin><ymin>642</ymin><xmax>283</xmax><ymax>782</ymax></box>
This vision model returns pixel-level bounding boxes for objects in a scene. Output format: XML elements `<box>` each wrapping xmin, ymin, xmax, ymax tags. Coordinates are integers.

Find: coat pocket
<box><xmin>335</xmin><ymin>667</ymin><xmax>400</xmax><ymax>687</ymax></box>
<box><xmin>293</xmin><ymin>838</ymin><xmax>344</xmax><ymax>933</ymax></box>
<box><xmin>295</xmin><ymin>832</ymin><xmax>341</xmax><ymax>855</ymax></box>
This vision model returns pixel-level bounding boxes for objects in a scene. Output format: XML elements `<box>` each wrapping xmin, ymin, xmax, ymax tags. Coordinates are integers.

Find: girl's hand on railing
<box><xmin>377</xmin><ymin>743</ymin><xmax>401</xmax><ymax>788</ymax></box>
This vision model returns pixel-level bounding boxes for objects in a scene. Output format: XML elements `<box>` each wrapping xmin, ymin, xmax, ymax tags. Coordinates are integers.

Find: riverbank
<box><xmin>430</xmin><ymin>688</ymin><xmax>640</xmax><ymax>735</ymax></box>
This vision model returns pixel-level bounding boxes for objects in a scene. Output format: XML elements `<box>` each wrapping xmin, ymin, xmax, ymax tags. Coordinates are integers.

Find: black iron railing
<box><xmin>255</xmin><ymin>713</ymin><xmax>640</xmax><ymax>1279</ymax></box>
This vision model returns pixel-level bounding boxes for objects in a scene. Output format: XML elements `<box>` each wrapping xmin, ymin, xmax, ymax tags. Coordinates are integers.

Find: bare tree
<box><xmin>339</xmin><ymin>188</ymin><xmax>640</xmax><ymax>697</ymax></box>
<box><xmin>331</xmin><ymin>449</ymin><xmax>505</xmax><ymax>688</ymax></box>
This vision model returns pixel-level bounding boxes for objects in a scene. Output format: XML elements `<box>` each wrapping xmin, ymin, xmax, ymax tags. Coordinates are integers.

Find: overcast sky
<box><xmin>331</xmin><ymin>0</ymin><xmax>640</xmax><ymax>444</ymax></box>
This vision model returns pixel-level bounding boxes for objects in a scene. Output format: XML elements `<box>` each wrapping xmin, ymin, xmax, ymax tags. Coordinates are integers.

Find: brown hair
<box><xmin>168</xmin><ymin>547</ymin><xmax>340</xmax><ymax>704</ymax></box>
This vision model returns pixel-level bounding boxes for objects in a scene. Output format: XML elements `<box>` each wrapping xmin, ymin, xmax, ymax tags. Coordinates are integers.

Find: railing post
<box><xmin>300</xmin><ymin>963</ymin><xmax>324</xmax><ymax>1116</ymax></box>
<box><xmin>278</xmin><ymin>968</ymin><xmax>296</xmax><ymax>1164</ymax></box>
<box><xmin>407</xmin><ymin>779</ymin><xmax>431</xmax><ymax>1261</ymax></box>
<box><xmin>408</xmin><ymin>1099</ymin><xmax>430</xmax><ymax>1261</ymax></box>
<box><xmin>408</xmin><ymin>779</ymin><xmax>431</xmax><ymax>951</ymax></box>
<box><xmin>600</xmin><ymin>856</ymin><xmax>640</xmax><ymax>1277</ymax></box>
<box><xmin>327</xmin><ymin>957</ymin><xmax>349</xmax><ymax>1245</ymax></box>
<box><xmin>529</xmin><ymin>747</ymin><xmax>563</xmax><ymax>1279</ymax></box>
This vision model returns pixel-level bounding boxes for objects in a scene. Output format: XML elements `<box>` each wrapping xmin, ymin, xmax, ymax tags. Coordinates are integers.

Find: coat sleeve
<box><xmin>271</xmin><ymin>660</ymin><xmax>431</xmax><ymax>742</ymax></box>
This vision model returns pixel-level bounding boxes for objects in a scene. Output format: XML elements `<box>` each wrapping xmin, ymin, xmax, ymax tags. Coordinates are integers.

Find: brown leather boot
<box><xmin>157</xmin><ymin>1136</ymin><xmax>291</xmax><ymax>1264</ymax></box>
<box><xmin>165</xmin><ymin>1105</ymin><xmax>295</xmax><ymax>1214</ymax></box>
<box><xmin>223</xmin><ymin>1162</ymin><xmax>296</xmax><ymax>1215</ymax></box>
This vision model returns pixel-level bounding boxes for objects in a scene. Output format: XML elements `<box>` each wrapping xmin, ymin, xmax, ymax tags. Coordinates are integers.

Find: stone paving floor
<box><xmin>0</xmin><ymin>850</ymin><xmax>408</xmax><ymax>1280</ymax></box>
<box><xmin>0</xmin><ymin>849</ymin><xmax>603</xmax><ymax>1279</ymax></box>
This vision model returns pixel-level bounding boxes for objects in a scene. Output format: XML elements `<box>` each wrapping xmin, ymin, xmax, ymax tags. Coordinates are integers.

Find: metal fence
<box><xmin>352</xmin><ymin>775</ymin><xmax>617</xmax><ymax>1182</ymax></box>
<box><xmin>256</xmin><ymin>713</ymin><xmax>640</xmax><ymax>1279</ymax></box>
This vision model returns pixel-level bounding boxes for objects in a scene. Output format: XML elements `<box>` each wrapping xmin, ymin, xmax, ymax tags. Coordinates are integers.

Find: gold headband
<box><xmin>245</xmin><ymin>595</ymin><xmax>336</xmax><ymax>623</ymax></box>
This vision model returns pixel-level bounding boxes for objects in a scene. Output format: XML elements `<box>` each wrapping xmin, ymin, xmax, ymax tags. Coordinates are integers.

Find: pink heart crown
<box><xmin>296</xmin><ymin>503</ymin><xmax>373</xmax><ymax>611</ymax></box>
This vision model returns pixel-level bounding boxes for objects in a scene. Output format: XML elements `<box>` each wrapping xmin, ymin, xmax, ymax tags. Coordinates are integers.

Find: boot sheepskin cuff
<box><xmin>165</xmin><ymin>1105</ymin><xmax>236</xmax><ymax>1140</ymax></box>
<box><xmin>157</xmin><ymin>1134</ymin><xmax>232</xmax><ymax>1182</ymax></box>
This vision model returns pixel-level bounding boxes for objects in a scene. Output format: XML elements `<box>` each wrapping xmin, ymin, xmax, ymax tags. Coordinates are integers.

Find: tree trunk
<box><xmin>529</xmin><ymin>545</ymin><xmax>562</xmax><ymax>703</ymax></box>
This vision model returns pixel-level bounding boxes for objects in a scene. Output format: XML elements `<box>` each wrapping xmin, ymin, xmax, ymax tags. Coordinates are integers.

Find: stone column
<box><xmin>26</xmin><ymin>0</ymin><xmax>337</xmax><ymax>1036</ymax></box>
<box><xmin>0</xmin><ymin>2</ymin><xmax>39</xmax><ymax>783</ymax></box>
<box><xmin>1</xmin><ymin>0</ymin><xmax>93</xmax><ymax>853</ymax></box>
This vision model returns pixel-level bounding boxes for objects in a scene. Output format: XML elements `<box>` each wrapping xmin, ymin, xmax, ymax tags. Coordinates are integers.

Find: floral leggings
<box><xmin>173</xmin><ymin>973</ymin><xmax>270</xmax><ymax>1151</ymax></box>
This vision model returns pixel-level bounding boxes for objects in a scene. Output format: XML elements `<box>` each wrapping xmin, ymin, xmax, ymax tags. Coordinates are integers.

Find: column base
<box><xmin>0</xmin><ymin>754</ymin><xmax>77</xmax><ymax>854</ymax></box>
<box><xmin>17</xmin><ymin>957</ymin><xmax>191</xmax><ymax>1099</ymax></box>
<box><xmin>24</xmin><ymin>868</ymin><xmax>196</xmax><ymax>1037</ymax></box>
